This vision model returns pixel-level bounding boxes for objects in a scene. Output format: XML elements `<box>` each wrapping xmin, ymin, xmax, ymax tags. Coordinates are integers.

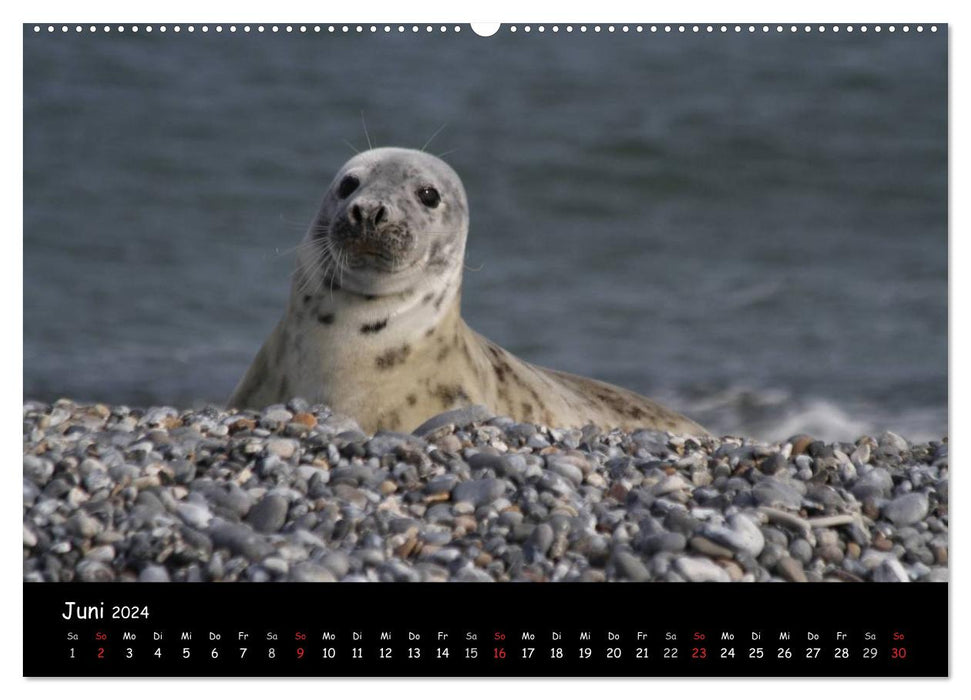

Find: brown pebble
<box><xmin>426</xmin><ymin>492</ymin><xmax>450</xmax><ymax>504</ymax></box>
<box><xmin>435</xmin><ymin>434</ymin><xmax>463</xmax><ymax>453</ymax></box>
<box><xmin>776</xmin><ymin>556</ymin><xmax>808</xmax><ymax>582</ymax></box>
<box><xmin>818</xmin><ymin>544</ymin><xmax>844</xmax><ymax>564</ymax></box>
<box><xmin>580</xmin><ymin>568</ymin><xmax>607</xmax><ymax>582</ymax></box>
<box><xmin>292</xmin><ymin>412</ymin><xmax>317</xmax><ymax>428</ymax></box>
<box><xmin>846</xmin><ymin>542</ymin><xmax>861</xmax><ymax>559</ymax></box>
<box><xmin>454</xmin><ymin>515</ymin><xmax>478</xmax><ymax>535</ymax></box>
<box><xmin>862</xmin><ymin>500</ymin><xmax>881</xmax><ymax>520</ymax></box>
<box><xmin>934</xmin><ymin>545</ymin><xmax>948</xmax><ymax>566</ymax></box>
<box><xmin>732</xmin><ymin>461</ymin><xmax>754</xmax><ymax>476</ymax></box>
<box><xmin>873</xmin><ymin>532</ymin><xmax>894</xmax><ymax>551</ymax></box>
<box><xmin>549</xmin><ymin>533</ymin><xmax>569</xmax><ymax>559</ymax></box>
<box><xmin>133</xmin><ymin>475</ymin><xmax>160</xmax><ymax>489</ymax></box>
<box><xmin>689</xmin><ymin>536</ymin><xmax>735</xmax><ymax>559</ymax></box>
<box><xmin>474</xmin><ymin>551</ymin><xmax>493</xmax><ymax>567</ymax></box>
<box><xmin>607</xmin><ymin>483</ymin><xmax>628</xmax><ymax>502</ymax></box>
<box><xmin>829</xmin><ymin>569</ymin><xmax>864</xmax><ymax>583</ymax></box>
<box><xmin>379</xmin><ymin>480</ymin><xmax>397</xmax><ymax>495</ymax></box>
<box><xmin>395</xmin><ymin>535</ymin><xmax>418</xmax><ymax>559</ymax></box>
<box><xmin>791</xmin><ymin>435</ymin><xmax>815</xmax><ymax>456</ymax></box>
<box><xmin>422</xmin><ymin>424</ymin><xmax>456</xmax><ymax>442</ymax></box>
<box><xmin>163</xmin><ymin>416</ymin><xmax>183</xmax><ymax>430</ymax></box>
<box><xmin>229</xmin><ymin>418</ymin><xmax>256</xmax><ymax>433</ymax></box>
<box><xmin>721</xmin><ymin>560</ymin><xmax>744</xmax><ymax>581</ymax></box>
<box><xmin>520</xmin><ymin>567</ymin><xmax>548</xmax><ymax>582</ymax></box>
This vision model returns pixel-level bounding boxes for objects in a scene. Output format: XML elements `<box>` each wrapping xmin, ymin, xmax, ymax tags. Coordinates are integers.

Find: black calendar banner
<box><xmin>23</xmin><ymin>583</ymin><xmax>947</xmax><ymax>677</ymax></box>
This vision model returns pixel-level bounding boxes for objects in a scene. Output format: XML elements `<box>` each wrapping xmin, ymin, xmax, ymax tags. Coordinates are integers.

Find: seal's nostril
<box><xmin>373</xmin><ymin>205</ymin><xmax>387</xmax><ymax>226</ymax></box>
<box><xmin>350</xmin><ymin>204</ymin><xmax>362</xmax><ymax>225</ymax></box>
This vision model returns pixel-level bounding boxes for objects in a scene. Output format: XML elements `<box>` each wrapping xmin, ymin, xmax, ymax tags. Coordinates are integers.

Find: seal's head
<box><xmin>300</xmin><ymin>147</ymin><xmax>469</xmax><ymax>297</ymax></box>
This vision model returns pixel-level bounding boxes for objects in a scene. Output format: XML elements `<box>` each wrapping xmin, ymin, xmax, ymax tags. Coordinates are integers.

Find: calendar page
<box><xmin>22</xmin><ymin>20</ymin><xmax>948</xmax><ymax>677</ymax></box>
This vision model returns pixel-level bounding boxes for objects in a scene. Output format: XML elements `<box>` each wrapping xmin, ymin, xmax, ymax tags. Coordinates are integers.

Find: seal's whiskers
<box><xmin>360</xmin><ymin>111</ymin><xmax>373</xmax><ymax>150</ymax></box>
<box><xmin>420</xmin><ymin>122</ymin><xmax>448</xmax><ymax>153</ymax></box>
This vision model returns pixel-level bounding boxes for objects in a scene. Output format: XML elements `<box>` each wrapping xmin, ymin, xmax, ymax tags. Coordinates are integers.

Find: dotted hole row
<box><xmin>32</xmin><ymin>24</ymin><xmax>939</xmax><ymax>35</ymax></box>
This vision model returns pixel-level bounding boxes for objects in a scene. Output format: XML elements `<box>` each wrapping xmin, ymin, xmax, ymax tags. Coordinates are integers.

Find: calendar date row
<box><xmin>68</xmin><ymin>643</ymin><xmax>911</xmax><ymax>662</ymax></box>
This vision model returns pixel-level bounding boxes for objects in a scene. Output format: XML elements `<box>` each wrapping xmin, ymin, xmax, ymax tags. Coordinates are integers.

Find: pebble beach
<box><xmin>23</xmin><ymin>399</ymin><xmax>948</xmax><ymax>584</ymax></box>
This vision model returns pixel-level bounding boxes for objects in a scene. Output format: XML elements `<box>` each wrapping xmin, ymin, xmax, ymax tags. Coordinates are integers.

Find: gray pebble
<box><xmin>246</xmin><ymin>495</ymin><xmax>289</xmax><ymax>533</ymax></box>
<box><xmin>652</xmin><ymin>474</ymin><xmax>691</xmax><ymax>496</ymax></box>
<box><xmin>23</xmin><ymin>456</ymin><xmax>54</xmax><ymax>485</ymax></box>
<box><xmin>266</xmin><ymin>438</ymin><xmax>298</xmax><ymax>460</ymax></box>
<box><xmin>775</xmin><ymin>556</ymin><xmax>807</xmax><ymax>582</ymax></box>
<box><xmin>290</xmin><ymin>562</ymin><xmax>337</xmax><ymax>583</ymax></box>
<box><xmin>546</xmin><ymin>458</ymin><xmax>584</xmax><ymax>486</ymax></box>
<box><xmin>674</xmin><ymin>556</ymin><xmax>730</xmax><ymax>582</ymax></box>
<box><xmin>703</xmin><ymin>513</ymin><xmax>764</xmax><ymax>558</ymax></box>
<box><xmin>176</xmin><ymin>502</ymin><xmax>213</xmax><ymax>530</ymax></box>
<box><xmin>752</xmin><ymin>478</ymin><xmax>803</xmax><ymax>509</ymax></box>
<box><xmin>139</xmin><ymin>565</ymin><xmax>171</xmax><ymax>582</ymax></box>
<box><xmin>209</xmin><ymin>519</ymin><xmax>274</xmax><ymax>560</ymax></box>
<box><xmin>789</xmin><ymin>538</ymin><xmax>814</xmax><ymax>564</ymax></box>
<box><xmin>758</xmin><ymin>542</ymin><xmax>786</xmax><ymax>569</ymax></box>
<box><xmin>879</xmin><ymin>431</ymin><xmax>910</xmax><ymax>453</ymax></box>
<box><xmin>262</xmin><ymin>557</ymin><xmax>290</xmax><ymax>577</ymax></box>
<box><xmin>412</xmin><ymin>405</ymin><xmax>493</xmax><ymax>437</ymax></box>
<box><xmin>639</xmin><ymin>531</ymin><xmax>687</xmax><ymax>555</ymax></box>
<box><xmin>613</xmin><ymin>551</ymin><xmax>651</xmax><ymax>581</ymax></box>
<box><xmin>321</xmin><ymin>551</ymin><xmax>351</xmax><ymax>579</ymax></box>
<box><xmin>852</xmin><ymin>467</ymin><xmax>894</xmax><ymax>500</ymax></box>
<box><xmin>882</xmin><ymin>492</ymin><xmax>929</xmax><ymax>527</ymax></box>
<box><xmin>452</xmin><ymin>478</ymin><xmax>505</xmax><ymax>506</ymax></box>
<box><xmin>67</xmin><ymin>512</ymin><xmax>103</xmax><ymax>539</ymax></box>
<box><xmin>663</xmin><ymin>509</ymin><xmax>700</xmax><ymax>536</ymax></box>
<box><xmin>525</xmin><ymin>523</ymin><xmax>554</xmax><ymax>560</ymax></box>
<box><xmin>873</xmin><ymin>558</ymin><xmax>910</xmax><ymax>582</ymax></box>
<box><xmin>23</xmin><ymin>525</ymin><xmax>38</xmax><ymax>549</ymax></box>
<box><xmin>82</xmin><ymin>468</ymin><xmax>113</xmax><ymax>493</ymax></box>
<box><xmin>76</xmin><ymin>558</ymin><xmax>115</xmax><ymax>582</ymax></box>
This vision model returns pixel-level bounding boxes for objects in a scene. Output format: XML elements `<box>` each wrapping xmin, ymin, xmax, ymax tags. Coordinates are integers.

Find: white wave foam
<box><xmin>672</xmin><ymin>386</ymin><xmax>946</xmax><ymax>444</ymax></box>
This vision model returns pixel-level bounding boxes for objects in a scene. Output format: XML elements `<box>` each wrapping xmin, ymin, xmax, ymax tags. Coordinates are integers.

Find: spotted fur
<box><xmin>360</xmin><ymin>318</ymin><xmax>388</xmax><ymax>334</ymax></box>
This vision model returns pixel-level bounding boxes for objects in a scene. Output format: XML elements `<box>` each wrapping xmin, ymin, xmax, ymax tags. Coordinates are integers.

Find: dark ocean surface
<box><xmin>23</xmin><ymin>25</ymin><xmax>948</xmax><ymax>442</ymax></box>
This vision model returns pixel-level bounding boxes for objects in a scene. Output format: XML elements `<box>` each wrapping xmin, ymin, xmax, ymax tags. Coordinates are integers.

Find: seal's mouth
<box><xmin>329</xmin><ymin>217</ymin><xmax>414</xmax><ymax>272</ymax></box>
<box><xmin>346</xmin><ymin>241</ymin><xmax>395</xmax><ymax>264</ymax></box>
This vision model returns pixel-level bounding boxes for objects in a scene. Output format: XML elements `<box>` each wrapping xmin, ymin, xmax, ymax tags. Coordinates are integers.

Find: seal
<box><xmin>229</xmin><ymin>147</ymin><xmax>707</xmax><ymax>436</ymax></box>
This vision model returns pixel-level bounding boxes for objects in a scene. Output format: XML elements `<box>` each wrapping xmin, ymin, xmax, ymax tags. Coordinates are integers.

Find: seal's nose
<box><xmin>349</xmin><ymin>201</ymin><xmax>388</xmax><ymax>229</ymax></box>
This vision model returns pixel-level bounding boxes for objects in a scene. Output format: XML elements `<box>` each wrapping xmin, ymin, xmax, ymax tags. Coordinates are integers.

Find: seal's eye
<box><xmin>417</xmin><ymin>186</ymin><xmax>441</xmax><ymax>208</ymax></box>
<box><xmin>337</xmin><ymin>175</ymin><xmax>359</xmax><ymax>199</ymax></box>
